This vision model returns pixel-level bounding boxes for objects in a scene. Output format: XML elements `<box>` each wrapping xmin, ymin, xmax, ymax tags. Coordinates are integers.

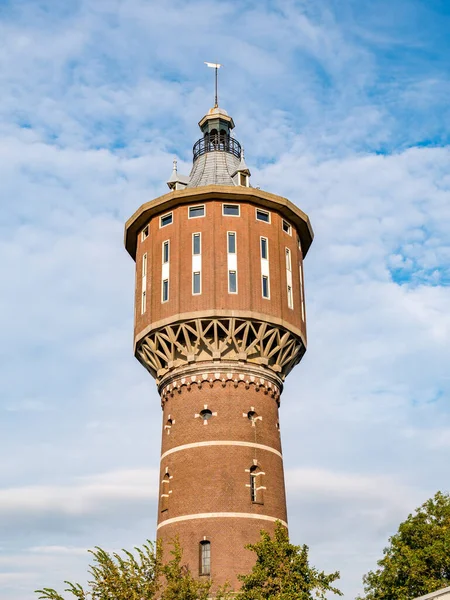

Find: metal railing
<box><xmin>193</xmin><ymin>135</ymin><xmax>241</xmax><ymax>160</ymax></box>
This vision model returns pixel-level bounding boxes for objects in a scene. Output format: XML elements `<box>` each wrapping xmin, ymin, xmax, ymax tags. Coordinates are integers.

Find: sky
<box><xmin>0</xmin><ymin>0</ymin><xmax>449</xmax><ymax>597</ymax></box>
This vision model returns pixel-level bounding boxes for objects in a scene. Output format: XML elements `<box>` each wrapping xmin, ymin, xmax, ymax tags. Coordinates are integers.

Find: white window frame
<box><xmin>228</xmin><ymin>270</ymin><xmax>238</xmax><ymax>294</ymax></box>
<box><xmin>160</xmin><ymin>212</ymin><xmax>173</xmax><ymax>228</ymax></box>
<box><xmin>262</xmin><ymin>275</ymin><xmax>270</xmax><ymax>299</ymax></box>
<box><xmin>162</xmin><ymin>241</ymin><xmax>170</xmax><ymax>303</ymax></box>
<box><xmin>227</xmin><ymin>231</ymin><xmax>236</xmax><ymax>254</ymax></box>
<box><xmin>222</xmin><ymin>203</ymin><xmax>240</xmax><ymax>217</ymax></box>
<box><xmin>162</xmin><ymin>240</ymin><xmax>170</xmax><ymax>264</ymax></box>
<box><xmin>239</xmin><ymin>172</ymin><xmax>249</xmax><ymax>187</ymax></box>
<box><xmin>260</xmin><ymin>236</ymin><xmax>268</xmax><ymax>260</ymax></box>
<box><xmin>192</xmin><ymin>232</ymin><xmax>201</xmax><ymax>255</ymax></box>
<box><xmin>192</xmin><ymin>233</ymin><xmax>202</xmax><ymax>296</ymax></box>
<box><xmin>286</xmin><ymin>247</ymin><xmax>293</xmax><ymax>309</ymax></box>
<box><xmin>299</xmin><ymin>262</ymin><xmax>305</xmax><ymax>322</ymax></box>
<box><xmin>141</xmin><ymin>225</ymin><xmax>149</xmax><ymax>242</ymax></box>
<box><xmin>141</xmin><ymin>252</ymin><xmax>147</xmax><ymax>314</ymax></box>
<box><xmin>256</xmin><ymin>208</ymin><xmax>271</xmax><ymax>223</ymax></box>
<box><xmin>193</xmin><ymin>271</ymin><xmax>201</xmax><ymax>295</ymax></box>
<box><xmin>162</xmin><ymin>279</ymin><xmax>169</xmax><ymax>303</ymax></box>
<box><xmin>200</xmin><ymin>541</ymin><xmax>211</xmax><ymax>576</ymax></box>
<box><xmin>282</xmin><ymin>219</ymin><xmax>292</xmax><ymax>236</ymax></box>
<box><xmin>188</xmin><ymin>205</ymin><xmax>205</xmax><ymax>219</ymax></box>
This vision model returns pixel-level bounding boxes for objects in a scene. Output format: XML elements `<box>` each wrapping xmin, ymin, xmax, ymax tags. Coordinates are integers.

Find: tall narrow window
<box><xmin>299</xmin><ymin>262</ymin><xmax>305</xmax><ymax>322</ymax></box>
<box><xmin>192</xmin><ymin>233</ymin><xmax>202</xmax><ymax>296</ymax></box>
<box><xmin>249</xmin><ymin>465</ymin><xmax>264</xmax><ymax>504</ymax></box>
<box><xmin>193</xmin><ymin>272</ymin><xmax>201</xmax><ymax>294</ymax></box>
<box><xmin>141</xmin><ymin>253</ymin><xmax>147</xmax><ymax>314</ymax></box>
<box><xmin>141</xmin><ymin>225</ymin><xmax>149</xmax><ymax>241</ymax></box>
<box><xmin>193</xmin><ymin>233</ymin><xmax>201</xmax><ymax>255</ymax></box>
<box><xmin>161</xmin><ymin>472</ymin><xmax>170</xmax><ymax>512</ymax></box>
<box><xmin>162</xmin><ymin>240</ymin><xmax>170</xmax><ymax>303</ymax></box>
<box><xmin>285</xmin><ymin>248</ymin><xmax>292</xmax><ymax>270</ymax></box>
<box><xmin>286</xmin><ymin>248</ymin><xmax>293</xmax><ymax>309</ymax></box>
<box><xmin>228</xmin><ymin>271</ymin><xmax>237</xmax><ymax>293</ymax></box>
<box><xmin>260</xmin><ymin>237</ymin><xmax>270</xmax><ymax>299</ymax></box>
<box><xmin>261</xmin><ymin>237</ymin><xmax>268</xmax><ymax>260</ymax></box>
<box><xmin>199</xmin><ymin>541</ymin><xmax>211</xmax><ymax>576</ymax></box>
<box><xmin>163</xmin><ymin>240</ymin><xmax>170</xmax><ymax>264</ymax></box>
<box><xmin>162</xmin><ymin>279</ymin><xmax>169</xmax><ymax>302</ymax></box>
<box><xmin>227</xmin><ymin>232</ymin><xmax>238</xmax><ymax>294</ymax></box>
<box><xmin>228</xmin><ymin>232</ymin><xmax>236</xmax><ymax>254</ymax></box>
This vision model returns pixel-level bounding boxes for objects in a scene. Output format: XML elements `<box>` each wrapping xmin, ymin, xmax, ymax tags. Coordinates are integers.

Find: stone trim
<box><xmin>160</xmin><ymin>370</ymin><xmax>281</xmax><ymax>402</ymax></box>
<box><xmin>160</xmin><ymin>441</ymin><xmax>283</xmax><ymax>461</ymax></box>
<box><xmin>124</xmin><ymin>185</ymin><xmax>313</xmax><ymax>260</ymax></box>
<box><xmin>157</xmin><ymin>512</ymin><xmax>287</xmax><ymax>530</ymax></box>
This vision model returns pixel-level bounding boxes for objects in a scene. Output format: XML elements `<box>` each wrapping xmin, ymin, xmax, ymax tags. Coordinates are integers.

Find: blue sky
<box><xmin>0</xmin><ymin>0</ymin><xmax>449</xmax><ymax>598</ymax></box>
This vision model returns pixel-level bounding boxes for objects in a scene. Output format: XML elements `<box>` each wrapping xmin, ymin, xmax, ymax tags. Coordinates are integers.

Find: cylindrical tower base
<box><xmin>156</xmin><ymin>368</ymin><xmax>287</xmax><ymax>591</ymax></box>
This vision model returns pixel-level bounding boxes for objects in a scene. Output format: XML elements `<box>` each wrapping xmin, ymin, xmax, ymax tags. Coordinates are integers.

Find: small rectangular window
<box><xmin>229</xmin><ymin>271</ymin><xmax>237</xmax><ymax>293</ymax></box>
<box><xmin>160</xmin><ymin>212</ymin><xmax>173</xmax><ymax>227</ymax></box>
<box><xmin>141</xmin><ymin>290</ymin><xmax>146</xmax><ymax>314</ymax></box>
<box><xmin>256</xmin><ymin>209</ymin><xmax>270</xmax><ymax>223</ymax></box>
<box><xmin>262</xmin><ymin>275</ymin><xmax>270</xmax><ymax>299</ymax></box>
<box><xmin>223</xmin><ymin>204</ymin><xmax>240</xmax><ymax>217</ymax></box>
<box><xmin>193</xmin><ymin>272</ymin><xmax>201</xmax><ymax>295</ymax></box>
<box><xmin>261</xmin><ymin>237</ymin><xmax>268</xmax><ymax>260</ymax></box>
<box><xmin>141</xmin><ymin>225</ymin><xmax>149</xmax><ymax>241</ymax></box>
<box><xmin>285</xmin><ymin>248</ymin><xmax>292</xmax><ymax>271</ymax></box>
<box><xmin>193</xmin><ymin>233</ymin><xmax>201</xmax><ymax>255</ymax></box>
<box><xmin>163</xmin><ymin>241</ymin><xmax>169</xmax><ymax>264</ymax></box>
<box><xmin>228</xmin><ymin>232</ymin><xmax>236</xmax><ymax>254</ymax></box>
<box><xmin>162</xmin><ymin>279</ymin><xmax>169</xmax><ymax>302</ymax></box>
<box><xmin>282</xmin><ymin>219</ymin><xmax>292</xmax><ymax>235</ymax></box>
<box><xmin>189</xmin><ymin>205</ymin><xmax>205</xmax><ymax>218</ymax></box>
<box><xmin>287</xmin><ymin>285</ymin><xmax>293</xmax><ymax>309</ymax></box>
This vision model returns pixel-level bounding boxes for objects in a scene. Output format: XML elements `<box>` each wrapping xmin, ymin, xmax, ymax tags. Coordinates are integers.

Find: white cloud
<box><xmin>0</xmin><ymin>1</ymin><xmax>449</xmax><ymax>599</ymax></box>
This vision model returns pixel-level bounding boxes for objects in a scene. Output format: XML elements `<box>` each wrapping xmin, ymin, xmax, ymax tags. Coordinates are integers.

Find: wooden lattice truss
<box><xmin>136</xmin><ymin>317</ymin><xmax>305</xmax><ymax>381</ymax></box>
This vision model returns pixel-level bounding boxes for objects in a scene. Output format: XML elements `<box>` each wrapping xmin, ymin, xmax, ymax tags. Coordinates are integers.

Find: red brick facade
<box><xmin>125</xmin><ymin>162</ymin><xmax>313</xmax><ymax>591</ymax></box>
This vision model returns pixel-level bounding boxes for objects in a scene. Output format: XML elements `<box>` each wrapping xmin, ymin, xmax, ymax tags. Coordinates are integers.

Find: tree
<box><xmin>35</xmin><ymin>538</ymin><xmax>231</xmax><ymax>600</ymax></box>
<box><xmin>358</xmin><ymin>491</ymin><xmax>450</xmax><ymax>600</ymax></box>
<box><xmin>236</xmin><ymin>521</ymin><xmax>343</xmax><ymax>600</ymax></box>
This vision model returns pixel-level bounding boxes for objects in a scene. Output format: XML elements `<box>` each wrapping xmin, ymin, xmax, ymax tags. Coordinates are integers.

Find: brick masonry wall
<box><xmin>134</xmin><ymin>199</ymin><xmax>306</xmax><ymax>342</ymax></box>
<box><xmin>156</xmin><ymin>380</ymin><xmax>287</xmax><ymax>591</ymax></box>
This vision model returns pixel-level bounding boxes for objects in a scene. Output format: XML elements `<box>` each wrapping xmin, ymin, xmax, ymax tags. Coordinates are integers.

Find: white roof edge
<box><xmin>414</xmin><ymin>587</ymin><xmax>450</xmax><ymax>600</ymax></box>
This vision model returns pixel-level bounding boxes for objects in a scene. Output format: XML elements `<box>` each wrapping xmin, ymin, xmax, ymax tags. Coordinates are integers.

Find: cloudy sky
<box><xmin>1</xmin><ymin>0</ymin><xmax>449</xmax><ymax>597</ymax></box>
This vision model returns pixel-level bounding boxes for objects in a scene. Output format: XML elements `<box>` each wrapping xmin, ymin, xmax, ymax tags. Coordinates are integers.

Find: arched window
<box><xmin>199</xmin><ymin>540</ymin><xmax>211</xmax><ymax>576</ymax></box>
<box><xmin>250</xmin><ymin>465</ymin><xmax>264</xmax><ymax>504</ymax></box>
<box><xmin>160</xmin><ymin>472</ymin><xmax>170</xmax><ymax>512</ymax></box>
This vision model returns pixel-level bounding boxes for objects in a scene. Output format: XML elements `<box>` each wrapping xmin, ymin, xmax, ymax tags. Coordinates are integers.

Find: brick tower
<box><xmin>124</xmin><ymin>103</ymin><xmax>313</xmax><ymax>591</ymax></box>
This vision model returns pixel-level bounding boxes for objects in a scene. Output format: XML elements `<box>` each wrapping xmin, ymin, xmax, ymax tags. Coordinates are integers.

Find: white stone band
<box><xmin>160</xmin><ymin>440</ymin><xmax>282</xmax><ymax>461</ymax></box>
<box><xmin>157</xmin><ymin>512</ymin><xmax>287</xmax><ymax>530</ymax></box>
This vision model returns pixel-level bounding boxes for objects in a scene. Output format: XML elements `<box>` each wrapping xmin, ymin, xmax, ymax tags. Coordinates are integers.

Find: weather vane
<box><xmin>204</xmin><ymin>61</ymin><xmax>222</xmax><ymax>108</ymax></box>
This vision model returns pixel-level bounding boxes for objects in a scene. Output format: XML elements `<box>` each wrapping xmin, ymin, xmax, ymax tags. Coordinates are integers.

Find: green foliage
<box><xmin>358</xmin><ymin>491</ymin><xmax>450</xmax><ymax>600</ymax></box>
<box><xmin>236</xmin><ymin>521</ymin><xmax>342</xmax><ymax>600</ymax></box>
<box><xmin>36</xmin><ymin>540</ymin><xmax>162</xmax><ymax>599</ymax></box>
<box><xmin>35</xmin><ymin>538</ymin><xmax>232</xmax><ymax>600</ymax></box>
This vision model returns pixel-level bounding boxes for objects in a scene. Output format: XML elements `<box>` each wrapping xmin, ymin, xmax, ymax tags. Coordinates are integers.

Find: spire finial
<box><xmin>173</xmin><ymin>158</ymin><xmax>178</xmax><ymax>172</ymax></box>
<box><xmin>205</xmin><ymin>61</ymin><xmax>222</xmax><ymax>108</ymax></box>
